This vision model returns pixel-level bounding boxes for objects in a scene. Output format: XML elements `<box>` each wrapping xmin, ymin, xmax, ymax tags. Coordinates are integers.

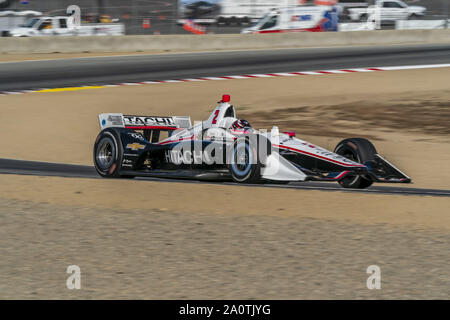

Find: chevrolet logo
<box><xmin>126</xmin><ymin>143</ymin><xmax>145</xmax><ymax>151</ymax></box>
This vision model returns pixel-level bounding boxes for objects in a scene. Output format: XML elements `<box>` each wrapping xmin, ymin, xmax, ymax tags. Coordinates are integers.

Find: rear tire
<box><xmin>93</xmin><ymin>128</ymin><xmax>134</xmax><ymax>179</ymax></box>
<box><xmin>334</xmin><ymin>138</ymin><xmax>376</xmax><ymax>189</ymax></box>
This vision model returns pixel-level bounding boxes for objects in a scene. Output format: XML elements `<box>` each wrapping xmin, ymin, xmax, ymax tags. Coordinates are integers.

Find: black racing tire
<box><xmin>216</xmin><ymin>17</ymin><xmax>226</xmax><ymax>25</ymax></box>
<box><xmin>359</xmin><ymin>13</ymin><xmax>367</xmax><ymax>22</ymax></box>
<box><xmin>240</xmin><ymin>17</ymin><xmax>250</xmax><ymax>25</ymax></box>
<box><xmin>93</xmin><ymin>128</ymin><xmax>134</xmax><ymax>179</ymax></box>
<box><xmin>334</xmin><ymin>138</ymin><xmax>376</xmax><ymax>189</ymax></box>
<box><xmin>342</xmin><ymin>8</ymin><xmax>350</xmax><ymax>21</ymax></box>
<box><xmin>227</xmin><ymin>135</ymin><xmax>269</xmax><ymax>184</ymax></box>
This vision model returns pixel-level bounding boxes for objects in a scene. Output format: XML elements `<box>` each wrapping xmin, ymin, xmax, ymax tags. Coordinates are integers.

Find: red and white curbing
<box><xmin>1</xmin><ymin>63</ymin><xmax>450</xmax><ymax>96</ymax></box>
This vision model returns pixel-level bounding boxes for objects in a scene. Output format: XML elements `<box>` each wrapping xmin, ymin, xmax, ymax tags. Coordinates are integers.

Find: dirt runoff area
<box><xmin>0</xmin><ymin>66</ymin><xmax>450</xmax><ymax>299</ymax></box>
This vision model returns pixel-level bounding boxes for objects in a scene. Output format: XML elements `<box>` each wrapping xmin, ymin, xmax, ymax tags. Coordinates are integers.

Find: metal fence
<box><xmin>1</xmin><ymin>0</ymin><xmax>449</xmax><ymax>35</ymax></box>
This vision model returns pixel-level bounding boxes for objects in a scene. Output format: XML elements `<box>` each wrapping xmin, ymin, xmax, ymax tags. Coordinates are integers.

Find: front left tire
<box><xmin>228</xmin><ymin>135</ymin><xmax>270</xmax><ymax>184</ymax></box>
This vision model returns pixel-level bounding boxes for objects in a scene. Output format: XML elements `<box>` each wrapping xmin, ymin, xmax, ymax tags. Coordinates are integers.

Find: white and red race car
<box><xmin>93</xmin><ymin>95</ymin><xmax>410</xmax><ymax>189</ymax></box>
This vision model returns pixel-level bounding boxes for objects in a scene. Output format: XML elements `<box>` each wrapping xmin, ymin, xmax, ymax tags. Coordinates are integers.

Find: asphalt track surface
<box><xmin>1</xmin><ymin>158</ymin><xmax>449</xmax><ymax>197</ymax></box>
<box><xmin>1</xmin><ymin>44</ymin><xmax>450</xmax><ymax>91</ymax></box>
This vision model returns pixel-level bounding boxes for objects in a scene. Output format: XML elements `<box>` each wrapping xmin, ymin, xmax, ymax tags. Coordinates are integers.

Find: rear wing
<box><xmin>98</xmin><ymin>113</ymin><xmax>192</xmax><ymax>131</ymax></box>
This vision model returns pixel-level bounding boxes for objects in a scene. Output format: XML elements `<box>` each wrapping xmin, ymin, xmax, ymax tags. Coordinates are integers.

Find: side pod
<box><xmin>261</xmin><ymin>153</ymin><xmax>307</xmax><ymax>181</ymax></box>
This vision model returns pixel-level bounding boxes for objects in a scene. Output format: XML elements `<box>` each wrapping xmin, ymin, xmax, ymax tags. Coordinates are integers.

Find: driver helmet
<box><xmin>231</xmin><ymin>119</ymin><xmax>252</xmax><ymax>131</ymax></box>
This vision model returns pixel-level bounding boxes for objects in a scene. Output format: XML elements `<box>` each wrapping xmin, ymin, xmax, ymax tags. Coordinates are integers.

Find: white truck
<box><xmin>348</xmin><ymin>0</ymin><xmax>426</xmax><ymax>22</ymax></box>
<box><xmin>0</xmin><ymin>10</ymin><xmax>42</xmax><ymax>37</ymax></box>
<box><xmin>9</xmin><ymin>15</ymin><xmax>125</xmax><ymax>37</ymax></box>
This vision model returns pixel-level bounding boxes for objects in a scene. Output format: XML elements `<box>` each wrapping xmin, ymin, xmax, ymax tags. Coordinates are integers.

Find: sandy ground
<box><xmin>0</xmin><ymin>45</ymin><xmax>409</xmax><ymax>62</ymax></box>
<box><xmin>0</xmin><ymin>51</ymin><xmax>197</xmax><ymax>63</ymax></box>
<box><xmin>0</xmin><ymin>174</ymin><xmax>449</xmax><ymax>299</ymax></box>
<box><xmin>1</xmin><ymin>175</ymin><xmax>450</xmax><ymax>230</ymax></box>
<box><xmin>1</xmin><ymin>67</ymin><xmax>449</xmax><ymax>299</ymax></box>
<box><xmin>0</xmin><ymin>47</ymin><xmax>338</xmax><ymax>63</ymax></box>
<box><xmin>1</xmin><ymin>196</ymin><xmax>449</xmax><ymax>299</ymax></box>
<box><xmin>1</xmin><ymin>67</ymin><xmax>449</xmax><ymax>189</ymax></box>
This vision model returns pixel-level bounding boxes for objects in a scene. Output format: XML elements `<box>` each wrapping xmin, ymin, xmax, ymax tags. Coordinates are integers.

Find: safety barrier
<box><xmin>1</xmin><ymin>29</ymin><xmax>449</xmax><ymax>54</ymax></box>
<box><xmin>396</xmin><ymin>20</ymin><xmax>450</xmax><ymax>30</ymax></box>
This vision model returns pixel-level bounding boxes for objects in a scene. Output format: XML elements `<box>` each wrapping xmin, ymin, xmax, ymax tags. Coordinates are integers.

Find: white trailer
<box><xmin>216</xmin><ymin>0</ymin><xmax>299</xmax><ymax>25</ymax></box>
